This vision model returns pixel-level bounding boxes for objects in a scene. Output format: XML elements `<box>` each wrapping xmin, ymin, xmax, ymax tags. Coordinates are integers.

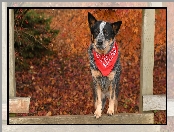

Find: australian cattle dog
<box><xmin>88</xmin><ymin>12</ymin><xmax>122</xmax><ymax>118</ymax></box>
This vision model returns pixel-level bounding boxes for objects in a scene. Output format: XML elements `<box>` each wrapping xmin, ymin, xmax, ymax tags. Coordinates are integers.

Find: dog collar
<box><xmin>93</xmin><ymin>41</ymin><xmax>119</xmax><ymax>76</ymax></box>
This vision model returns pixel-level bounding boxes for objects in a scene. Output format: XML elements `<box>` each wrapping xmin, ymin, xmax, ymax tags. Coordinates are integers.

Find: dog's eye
<box><xmin>94</xmin><ymin>29</ymin><xmax>99</xmax><ymax>35</ymax></box>
<box><xmin>103</xmin><ymin>30</ymin><xmax>109</xmax><ymax>36</ymax></box>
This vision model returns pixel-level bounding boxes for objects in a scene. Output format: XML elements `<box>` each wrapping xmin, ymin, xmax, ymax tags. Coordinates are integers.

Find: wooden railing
<box><xmin>8</xmin><ymin>7</ymin><xmax>166</xmax><ymax>124</ymax></box>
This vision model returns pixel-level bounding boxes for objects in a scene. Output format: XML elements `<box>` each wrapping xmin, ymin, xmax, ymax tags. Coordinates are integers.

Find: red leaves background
<box><xmin>15</xmin><ymin>9</ymin><xmax>166</xmax><ymax>124</ymax></box>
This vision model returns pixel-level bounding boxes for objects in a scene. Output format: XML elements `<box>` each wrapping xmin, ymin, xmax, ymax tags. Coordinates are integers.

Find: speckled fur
<box><xmin>88</xmin><ymin>12</ymin><xmax>122</xmax><ymax>118</ymax></box>
<box><xmin>88</xmin><ymin>43</ymin><xmax>121</xmax><ymax>101</ymax></box>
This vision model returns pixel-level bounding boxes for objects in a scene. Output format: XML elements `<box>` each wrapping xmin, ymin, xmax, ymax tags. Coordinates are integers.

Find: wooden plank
<box><xmin>143</xmin><ymin>95</ymin><xmax>166</xmax><ymax>111</ymax></box>
<box><xmin>168</xmin><ymin>99</ymin><xmax>174</xmax><ymax>116</ymax></box>
<box><xmin>139</xmin><ymin>9</ymin><xmax>155</xmax><ymax>112</ymax></box>
<box><xmin>9</xmin><ymin>113</ymin><xmax>154</xmax><ymax>124</ymax></box>
<box><xmin>148</xmin><ymin>2</ymin><xmax>163</xmax><ymax>7</ymax></box>
<box><xmin>9</xmin><ymin>9</ymin><xmax>16</xmax><ymax>97</ymax></box>
<box><xmin>162</xmin><ymin>2</ymin><xmax>167</xmax><ymax>7</ymax></box>
<box><xmin>2</xmin><ymin>124</ymin><xmax>161</xmax><ymax>132</ymax></box>
<box><xmin>9</xmin><ymin>97</ymin><xmax>30</xmax><ymax>113</ymax></box>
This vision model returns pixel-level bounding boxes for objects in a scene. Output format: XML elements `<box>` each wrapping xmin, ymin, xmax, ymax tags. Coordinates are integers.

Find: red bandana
<box><xmin>93</xmin><ymin>42</ymin><xmax>118</xmax><ymax>76</ymax></box>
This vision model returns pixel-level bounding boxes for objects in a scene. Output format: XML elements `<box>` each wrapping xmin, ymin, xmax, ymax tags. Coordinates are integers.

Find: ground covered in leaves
<box><xmin>16</xmin><ymin>9</ymin><xmax>166</xmax><ymax>124</ymax></box>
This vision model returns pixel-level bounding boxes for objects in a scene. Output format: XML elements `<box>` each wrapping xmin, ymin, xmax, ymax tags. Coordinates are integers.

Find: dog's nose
<box><xmin>97</xmin><ymin>40</ymin><xmax>103</xmax><ymax>45</ymax></box>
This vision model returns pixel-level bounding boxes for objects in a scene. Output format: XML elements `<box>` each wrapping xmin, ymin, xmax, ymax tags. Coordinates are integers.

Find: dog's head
<box><xmin>88</xmin><ymin>12</ymin><xmax>122</xmax><ymax>54</ymax></box>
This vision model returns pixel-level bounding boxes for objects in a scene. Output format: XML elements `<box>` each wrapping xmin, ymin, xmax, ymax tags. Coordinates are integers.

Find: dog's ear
<box><xmin>111</xmin><ymin>21</ymin><xmax>122</xmax><ymax>35</ymax></box>
<box><xmin>88</xmin><ymin>12</ymin><xmax>97</xmax><ymax>29</ymax></box>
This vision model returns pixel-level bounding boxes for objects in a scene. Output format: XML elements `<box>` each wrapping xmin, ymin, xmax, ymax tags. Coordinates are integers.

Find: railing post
<box><xmin>139</xmin><ymin>9</ymin><xmax>155</xmax><ymax>113</ymax></box>
<box><xmin>9</xmin><ymin>9</ymin><xmax>16</xmax><ymax>97</ymax></box>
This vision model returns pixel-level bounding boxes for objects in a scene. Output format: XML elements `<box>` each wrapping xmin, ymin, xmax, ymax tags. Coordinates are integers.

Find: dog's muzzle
<box><xmin>96</xmin><ymin>33</ymin><xmax>105</xmax><ymax>47</ymax></box>
<box><xmin>97</xmin><ymin>39</ymin><xmax>103</xmax><ymax>45</ymax></box>
<box><xmin>96</xmin><ymin>39</ymin><xmax>106</xmax><ymax>50</ymax></box>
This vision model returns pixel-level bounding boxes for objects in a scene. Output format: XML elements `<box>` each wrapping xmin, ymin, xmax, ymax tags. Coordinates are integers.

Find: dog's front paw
<box><xmin>107</xmin><ymin>108</ymin><xmax>114</xmax><ymax>116</ymax></box>
<box><xmin>94</xmin><ymin>106</ymin><xmax>102</xmax><ymax>119</ymax></box>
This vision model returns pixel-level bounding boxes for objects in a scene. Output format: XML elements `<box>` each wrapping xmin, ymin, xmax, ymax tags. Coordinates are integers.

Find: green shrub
<box><xmin>14</xmin><ymin>9</ymin><xmax>59</xmax><ymax>71</ymax></box>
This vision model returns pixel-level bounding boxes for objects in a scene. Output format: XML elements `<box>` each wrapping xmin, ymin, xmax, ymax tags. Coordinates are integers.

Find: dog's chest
<box><xmin>96</xmin><ymin>76</ymin><xmax>110</xmax><ymax>91</ymax></box>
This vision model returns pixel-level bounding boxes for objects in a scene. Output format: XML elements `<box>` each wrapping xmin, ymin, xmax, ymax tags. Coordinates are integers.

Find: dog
<box><xmin>88</xmin><ymin>12</ymin><xmax>122</xmax><ymax>118</ymax></box>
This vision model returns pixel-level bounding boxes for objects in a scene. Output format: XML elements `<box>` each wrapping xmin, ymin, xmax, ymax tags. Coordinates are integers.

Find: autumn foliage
<box><xmin>15</xmin><ymin>9</ymin><xmax>166</xmax><ymax>124</ymax></box>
